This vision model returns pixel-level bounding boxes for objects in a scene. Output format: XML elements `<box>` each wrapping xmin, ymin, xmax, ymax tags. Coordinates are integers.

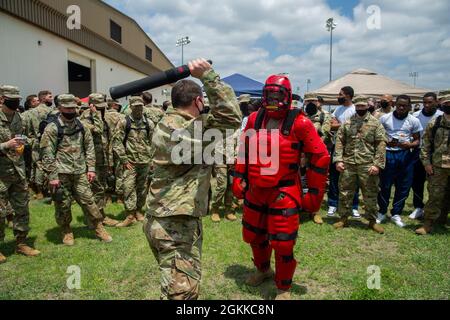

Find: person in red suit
<box><xmin>232</xmin><ymin>75</ymin><xmax>330</xmax><ymax>300</ymax></box>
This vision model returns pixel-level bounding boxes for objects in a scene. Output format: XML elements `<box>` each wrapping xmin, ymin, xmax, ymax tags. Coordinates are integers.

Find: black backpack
<box><xmin>39</xmin><ymin>112</ymin><xmax>60</xmax><ymax>139</ymax></box>
<box><xmin>431</xmin><ymin>115</ymin><xmax>450</xmax><ymax>155</ymax></box>
<box><xmin>122</xmin><ymin>115</ymin><xmax>151</xmax><ymax>147</ymax></box>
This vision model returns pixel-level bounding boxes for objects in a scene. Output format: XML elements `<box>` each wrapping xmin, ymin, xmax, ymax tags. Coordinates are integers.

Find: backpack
<box><xmin>39</xmin><ymin>112</ymin><xmax>60</xmax><ymax>139</ymax></box>
<box><xmin>431</xmin><ymin>115</ymin><xmax>450</xmax><ymax>155</ymax></box>
<box><xmin>123</xmin><ymin>115</ymin><xmax>151</xmax><ymax>147</ymax></box>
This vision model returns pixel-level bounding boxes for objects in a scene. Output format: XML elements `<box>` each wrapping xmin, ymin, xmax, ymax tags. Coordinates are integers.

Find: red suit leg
<box><xmin>267</xmin><ymin>189</ymin><xmax>300</xmax><ymax>291</ymax></box>
<box><xmin>243</xmin><ymin>187</ymin><xmax>272</xmax><ymax>272</ymax></box>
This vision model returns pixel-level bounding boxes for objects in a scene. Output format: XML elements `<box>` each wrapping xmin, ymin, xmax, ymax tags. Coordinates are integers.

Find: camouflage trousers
<box><xmin>0</xmin><ymin>174</ymin><xmax>30</xmax><ymax>239</ymax></box>
<box><xmin>424</xmin><ymin>167</ymin><xmax>450</xmax><ymax>222</ymax></box>
<box><xmin>53</xmin><ymin>174</ymin><xmax>103</xmax><ymax>227</ymax></box>
<box><xmin>123</xmin><ymin>164</ymin><xmax>150</xmax><ymax>213</ymax></box>
<box><xmin>90</xmin><ymin>165</ymin><xmax>108</xmax><ymax>212</ymax></box>
<box><xmin>144</xmin><ymin>215</ymin><xmax>202</xmax><ymax>300</ymax></box>
<box><xmin>114</xmin><ymin>156</ymin><xmax>124</xmax><ymax>197</ymax></box>
<box><xmin>338</xmin><ymin>164</ymin><xmax>379</xmax><ymax>222</ymax></box>
<box><xmin>210</xmin><ymin>165</ymin><xmax>239</xmax><ymax>214</ymax></box>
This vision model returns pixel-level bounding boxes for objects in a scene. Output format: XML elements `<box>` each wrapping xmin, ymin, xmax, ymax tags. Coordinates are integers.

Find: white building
<box><xmin>0</xmin><ymin>0</ymin><xmax>174</xmax><ymax>104</ymax></box>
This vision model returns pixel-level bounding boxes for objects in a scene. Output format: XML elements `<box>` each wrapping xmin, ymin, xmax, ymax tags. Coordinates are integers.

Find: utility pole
<box><xmin>326</xmin><ymin>18</ymin><xmax>337</xmax><ymax>82</ymax></box>
<box><xmin>176</xmin><ymin>36</ymin><xmax>191</xmax><ymax>65</ymax></box>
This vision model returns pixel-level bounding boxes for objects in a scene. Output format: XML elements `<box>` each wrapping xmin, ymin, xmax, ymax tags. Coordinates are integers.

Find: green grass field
<box><xmin>0</xmin><ymin>194</ymin><xmax>449</xmax><ymax>300</ymax></box>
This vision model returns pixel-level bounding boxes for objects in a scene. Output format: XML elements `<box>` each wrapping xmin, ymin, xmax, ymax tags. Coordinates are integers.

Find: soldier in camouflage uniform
<box><xmin>333</xmin><ymin>96</ymin><xmax>387</xmax><ymax>233</ymax></box>
<box><xmin>144</xmin><ymin>59</ymin><xmax>242</xmax><ymax>300</ymax></box>
<box><xmin>105</xmin><ymin>99</ymin><xmax>126</xmax><ymax>202</ymax></box>
<box><xmin>303</xmin><ymin>93</ymin><xmax>333</xmax><ymax>224</ymax></box>
<box><xmin>113</xmin><ymin>96</ymin><xmax>160</xmax><ymax>227</ymax></box>
<box><xmin>24</xmin><ymin>90</ymin><xmax>55</xmax><ymax>200</ymax></box>
<box><xmin>416</xmin><ymin>90</ymin><xmax>450</xmax><ymax>235</ymax></box>
<box><xmin>0</xmin><ymin>86</ymin><xmax>40</xmax><ymax>264</ymax></box>
<box><xmin>79</xmin><ymin>93</ymin><xmax>119</xmax><ymax>227</ymax></box>
<box><xmin>40</xmin><ymin>94</ymin><xmax>112</xmax><ymax>245</ymax></box>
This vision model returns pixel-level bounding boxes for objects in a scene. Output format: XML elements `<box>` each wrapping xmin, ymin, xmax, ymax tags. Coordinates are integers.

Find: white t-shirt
<box><xmin>332</xmin><ymin>104</ymin><xmax>356</xmax><ymax>124</ymax></box>
<box><xmin>380</xmin><ymin>113</ymin><xmax>423</xmax><ymax>151</ymax></box>
<box><xmin>413</xmin><ymin>109</ymin><xmax>444</xmax><ymax>141</ymax></box>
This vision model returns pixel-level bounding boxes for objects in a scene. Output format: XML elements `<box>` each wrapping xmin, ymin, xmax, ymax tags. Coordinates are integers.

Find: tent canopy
<box><xmin>314</xmin><ymin>69</ymin><xmax>432</xmax><ymax>105</ymax></box>
<box><xmin>222</xmin><ymin>73</ymin><xmax>264</xmax><ymax>97</ymax></box>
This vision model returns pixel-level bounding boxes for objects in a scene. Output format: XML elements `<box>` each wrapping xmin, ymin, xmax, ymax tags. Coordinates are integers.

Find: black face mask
<box><xmin>368</xmin><ymin>106</ymin><xmax>375</xmax><ymax>114</ymax></box>
<box><xmin>45</xmin><ymin>101</ymin><xmax>53</xmax><ymax>107</ymax></box>
<box><xmin>393</xmin><ymin>110</ymin><xmax>408</xmax><ymax>120</ymax></box>
<box><xmin>305</xmin><ymin>103</ymin><xmax>318</xmax><ymax>116</ymax></box>
<box><xmin>62</xmin><ymin>112</ymin><xmax>77</xmax><ymax>120</ymax></box>
<box><xmin>380</xmin><ymin>101</ymin><xmax>389</xmax><ymax>109</ymax></box>
<box><xmin>442</xmin><ymin>105</ymin><xmax>450</xmax><ymax>115</ymax></box>
<box><xmin>356</xmin><ymin>109</ymin><xmax>369</xmax><ymax>117</ymax></box>
<box><xmin>422</xmin><ymin>107</ymin><xmax>437</xmax><ymax>117</ymax></box>
<box><xmin>338</xmin><ymin>97</ymin><xmax>346</xmax><ymax>105</ymax></box>
<box><xmin>200</xmin><ymin>106</ymin><xmax>211</xmax><ymax>115</ymax></box>
<box><xmin>4</xmin><ymin>99</ymin><xmax>20</xmax><ymax>111</ymax></box>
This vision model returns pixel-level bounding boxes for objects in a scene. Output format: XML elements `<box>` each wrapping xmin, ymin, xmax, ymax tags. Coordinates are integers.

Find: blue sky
<box><xmin>104</xmin><ymin>0</ymin><xmax>450</xmax><ymax>92</ymax></box>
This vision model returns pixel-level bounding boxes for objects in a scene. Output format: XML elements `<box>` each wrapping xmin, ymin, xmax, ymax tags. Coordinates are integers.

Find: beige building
<box><xmin>0</xmin><ymin>0</ymin><xmax>174</xmax><ymax>103</ymax></box>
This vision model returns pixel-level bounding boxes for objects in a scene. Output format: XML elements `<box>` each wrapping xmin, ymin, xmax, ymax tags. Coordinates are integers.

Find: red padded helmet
<box><xmin>262</xmin><ymin>75</ymin><xmax>292</xmax><ymax>112</ymax></box>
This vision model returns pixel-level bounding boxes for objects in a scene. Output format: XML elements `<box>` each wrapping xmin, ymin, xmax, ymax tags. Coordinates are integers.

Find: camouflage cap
<box><xmin>353</xmin><ymin>95</ymin><xmax>368</xmax><ymax>106</ymax></box>
<box><xmin>89</xmin><ymin>93</ymin><xmax>108</xmax><ymax>109</ymax></box>
<box><xmin>438</xmin><ymin>89</ymin><xmax>450</xmax><ymax>104</ymax></box>
<box><xmin>0</xmin><ymin>85</ymin><xmax>22</xmax><ymax>99</ymax></box>
<box><xmin>58</xmin><ymin>94</ymin><xmax>78</xmax><ymax>109</ymax></box>
<box><xmin>129</xmin><ymin>96</ymin><xmax>144</xmax><ymax>107</ymax></box>
<box><xmin>304</xmin><ymin>92</ymin><xmax>318</xmax><ymax>102</ymax></box>
<box><xmin>238</xmin><ymin>94</ymin><xmax>251</xmax><ymax>104</ymax></box>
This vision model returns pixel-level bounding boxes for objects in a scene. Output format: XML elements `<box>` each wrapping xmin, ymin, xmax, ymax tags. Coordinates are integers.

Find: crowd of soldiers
<box><xmin>0</xmin><ymin>58</ymin><xmax>449</xmax><ymax>300</ymax></box>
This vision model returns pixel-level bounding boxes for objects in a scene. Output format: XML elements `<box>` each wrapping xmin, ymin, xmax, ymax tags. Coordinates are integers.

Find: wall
<box><xmin>0</xmin><ymin>12</ymin><xmax>172</xmax><ymax>103</ymax></box>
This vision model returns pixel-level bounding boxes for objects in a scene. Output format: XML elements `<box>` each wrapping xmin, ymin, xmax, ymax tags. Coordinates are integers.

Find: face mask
<box><xmin>4</xmin><ymin>99</ymin><xmax>20</xmax><ymax>111</ymax></box>
<box><xmin>200</xmin><ymin>106</ymin><xmax>211</xmax><ymax>115</ymax></box>
<box><xmin>45</xmin><ymin>101</ymin><xmax>53</xmax><ymax>107</ymax></box>
<box><xmin>380</xmin><ymin>101</ymin><xmax>389</xmax><ymax>109</ymax></box>
<box><xmin>368</xmin><ymin>106</ymin><xmax>375</xmax><ymax>114</ymax></box>
<box><xmin>305</xmin><ymin>103</ymin><xmax>318</xmax><ymax>116</ymax></box>
<box><xmin>338</xmin><ymin>97</ymin><xmax>346</xmax><ymax>105</ymax></box>
<box><xmin>62</xmin><ymin>112</ymin><xmax>77</xmax><ymax>120</ymax></box>
<box><xmin>393</xmin><ymin>110</ymin><xmax>408</xmax><ymax>120</ymax></box>
<box><xmin>442</xmin><ymin>105</ymin><xmax>450</xmax><ymax>115</ymax></box>
<box><xmin>422</xmin><ymin>107</ymin><xmax>437</xmax><ymax>117</ymax></box>
<box><xmin>131</xmin><ymin>107</ymin><xmax>143</xmax><ymax>119</ymax></box>
<box><xmin>356</xmin><ymin>109</ymin><xmax>368</xmax><ymax>117</ymax></box>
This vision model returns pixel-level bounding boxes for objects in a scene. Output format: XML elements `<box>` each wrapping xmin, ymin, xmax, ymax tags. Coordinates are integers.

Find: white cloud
<box><xmin>106</xmin><ymin>0</ymin><xmax>450</xmax><ymax>92</ymax></box>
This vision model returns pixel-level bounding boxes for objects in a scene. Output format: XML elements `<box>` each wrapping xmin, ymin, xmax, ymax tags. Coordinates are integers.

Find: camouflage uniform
<box><xmin>418</xmin><ymin>91</ymin><xmax>450</xmax><ymax>231</ymax></box>
<box><xmin>112</xmin><ymin>97</ymin><xmax>160</xmax><ymax>220</ymax></box>
<box><xmin>0</xmin><ymin>86</ymin><xmax>31</xmax><ymax>241</ymax></box>
<box><xmin>145</xmin><ymin>69</ymin><xmax>242</xmax><ymax>300</ymax></box>
<box><xmin>334</xmin><ymin>96</ymin><xmax>387</xmax><ymax>223</ymax></box>
<box><xmin>79</xmin><ymin>94</ymin><xmax>111</xmax><ymax>218</ymax></box>
<box><xmin>40</xmin><ymin>95</ymin><xmax>103</xmax><ymax>229</ymax></box>
<box><xmin>105</xmin><ymin>106</ymin><xmax>126</xmax><ymax>198</ymax></box>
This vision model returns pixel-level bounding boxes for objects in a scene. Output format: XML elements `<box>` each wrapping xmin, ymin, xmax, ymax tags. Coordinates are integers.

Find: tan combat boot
<box><xmin>313</xmin><ymin>213</ymin><xmax>324</xmax><ymax>225</ymax></box>
<box><xmin>211</xmin><ymin>213</ymin><xmax>221</xmax><ymax>223</ymax></box>
<box><xmin>116</xmin><ymin>213</ymin><xmax>137</xmax><ymax>228</ymax></box>
<box><xmin>369</xmin><ymin>221</ymin><xmax>385</xmax><ymax>234</ymax></box>
<box><xmin>416</xmin><ymin>220</ymin><xmax>433</xmax><ymax>235</ymax></box>
<box><xmin>135</xmin><ymin>211</ymin><xmax>146</xmax><ymax>222</ymax></box>
<box><xmin>62</xmin><ymin>226</ymin><xmax>75</xmax><ymax>246</ymax></box>
<box><xmin>245</xmin><ymin>269</ymin><xmax>274</xmax><ymax>287</ymax></box>
<box><xmin>275</xmin><ymin>289</ymin><xmax>291</xmax><ymax>300</ymax></box>
<box><xmin>0</xmin><ymin>251</ymin><xmax>6</xmax><ymax>264</ymax></box>
<box><xmin>333</xmin><ymin>217</ymin><xmax>349</xmax><ymax>229</ymax></box>
<box><xmin>16</xmin><ymin>236</ymin><xmax>41</xmax><ymax>257</ymax></box>
<box><xmin>103</xmin><ymin>216</ymin><xmax>119</xmax><ymax>227</ymax></box>
<box><xmin>225</xmin><ymin>213</ymin><xmax>237</xmax><ymax>221</ymax></box>
<box><xmin>95</xmin><ymin>223</ymin><xmax>113</xmax><ymax>243</ymax></box>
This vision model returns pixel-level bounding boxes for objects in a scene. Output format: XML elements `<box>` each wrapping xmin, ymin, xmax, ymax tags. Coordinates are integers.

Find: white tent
<box><xmin>314</xmin><ymin>69</ymin><xmax>432</xmax><ymax>105</ymax></box>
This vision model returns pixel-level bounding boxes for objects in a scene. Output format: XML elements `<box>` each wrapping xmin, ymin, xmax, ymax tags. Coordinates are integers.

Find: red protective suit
<box><xmin>233</xmin><ymin>105</ymin><xmax>330</xmax><ymax>291</ymax></box>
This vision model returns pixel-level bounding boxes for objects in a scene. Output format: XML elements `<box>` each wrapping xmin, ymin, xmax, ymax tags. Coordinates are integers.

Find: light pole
<box><xmin>409</xmin><ymin>72</ymin><xmax>419</xmax><ymax>88</ymax></box>
<box><xmin>306</xmin><ymin>79</ymin><xmax>311</xmax><ymax>92</ymax></box>
<box><xmin>176</xmin><ymin>36</ymin><xmax>191</xmax><ymax>65</ymax></box>
<box><xmin>326</xmin><ymin>18</ymin><xmax>337</xmax><ymax>82</ymax></box>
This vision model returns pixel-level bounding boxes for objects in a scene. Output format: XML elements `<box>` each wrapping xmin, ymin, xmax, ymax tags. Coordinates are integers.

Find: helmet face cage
<box><xmin>262</xmin><ymin>76</ymin><xmax>292</xmax><ymax>111</ymax></box>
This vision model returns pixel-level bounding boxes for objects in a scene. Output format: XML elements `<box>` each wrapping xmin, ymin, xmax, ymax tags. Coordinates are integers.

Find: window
<box><xmin>145</xmin><ymin>46</ymin><xmax>153</xmax><ymax>62</ymax></box>
<box><xmin>110</xmin><ymin>20</ymin><xmax>122</xmax><ymax>44</ymax></box>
